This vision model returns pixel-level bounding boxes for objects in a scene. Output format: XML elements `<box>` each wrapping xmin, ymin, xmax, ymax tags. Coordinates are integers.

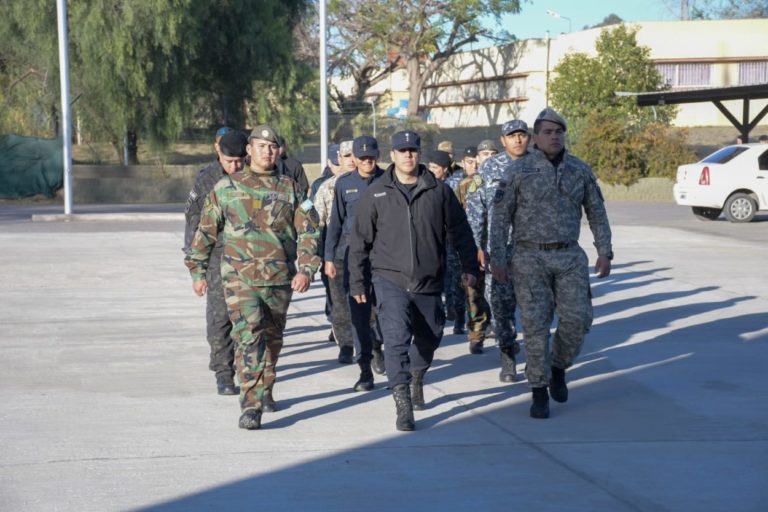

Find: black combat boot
<box><xmin>530</xmin><ymin>387</ymin><xmax>550</xmax><ymax>419</ymax></box>
<box><xmin>549</xmin><ymin>366</ymin><xmax>568</xmax><ymax>403</ymax></box>
<box><xmin>410</xmin><ymin>369</ymin><xmax>427</xmax><ymax>410</ymax></box>
<box><xmin>453</xmin><ymin>315</ymin><xmax>466</xmax><ymax>335</ymax></box>
<box><xmin>337</xmin><ymin>346</ymin><xmax>354</xmax><ymax>364</ymax></box>
<box><xmin>468</xmin><ymin>339</ymin><xmax>484</xmax><ymax>354</ymax></box>
<box><xmin>354</xmin><ymin>362</ymin><xmax>375</xmax><ymax>391</ymax></box>
<box><xmin>216</xmin><ymin>374</ymin><xmax>237</xmax><ymax>395</ymax></box>
<box><xmin>499</xmin><ymin>347</ymin><xmax>518</xmax><ymax>383</ymax></box>
<box><xmin>371</xmin><ymin>343</ymin><xmax>386</xmax><ymax>375</ymax></box>
<box><xmin>392</xmin><ymin>384</ymin><xmax>415</xmax><ymax>431</ymax></box>
<box><xmin>238</xmin><ymin>409</ymin><xmax>262</xmax><ymax>430</ymax></box>
<box><xmin>262</xmin><ymin>389</ymin><xmax>277</xmax><ymax>413</ymax></box>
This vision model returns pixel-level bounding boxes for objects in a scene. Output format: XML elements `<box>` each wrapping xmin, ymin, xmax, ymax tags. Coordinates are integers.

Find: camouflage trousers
<box><xmin>444</xmin><ymin>244</ymin><xmax>466</xmax><ymax>317</ymax></box>
<box><xmin>512</xmin><ymin>246</ymin><xmax>593</xmax><ymax>388</ymax></box>
<box><xmin>206</xmin><ymin>248</ymin><xmax>234</xmax><ymax>379</ymax></box>
<box><xmin>486</xmin><ymin>271</ymin><xmax>519</xmax><ymax>352</ymax></box>
<box><xmin>463</xmin><ymin>272</ymin><xmax>491</xmax><ymax>343</ymax></box>
<box><xmin>328</xmin><ymin>258</ymin><xmax>353</xmax><ymax>349</ymax></box>
<box><xmin>223</xmin><ymin>280</ymin><xmax>292</xmax><ymax>411</ymax></box>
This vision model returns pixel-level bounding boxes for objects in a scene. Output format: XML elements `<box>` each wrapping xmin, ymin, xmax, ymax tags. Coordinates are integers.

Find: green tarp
<box><xmin>0</xmin><ymin>134</ymin><xmax>63</xmax><ymax>198</ymax></box>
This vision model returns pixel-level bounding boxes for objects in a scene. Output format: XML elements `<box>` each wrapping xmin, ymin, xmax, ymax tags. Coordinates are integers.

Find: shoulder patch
<box><xmin>493</xmin><ymin>188</ymin><xmax>505</xmax><ymax>204</ymax></box>
<box><xmin>300</xmin><ymin>198</ymin><xmax>315</xmax><ymax>212</ymax></box>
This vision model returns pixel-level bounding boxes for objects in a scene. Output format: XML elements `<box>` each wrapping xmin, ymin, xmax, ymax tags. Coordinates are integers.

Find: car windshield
<box><xmin>702</xmin><ymin>146</ymin><xmax>749</xmax><ymax>164</ymax></box>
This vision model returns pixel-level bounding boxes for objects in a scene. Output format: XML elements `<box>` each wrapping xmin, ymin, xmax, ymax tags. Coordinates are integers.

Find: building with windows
<box><xmin>342</xmin><ymin>18</ymin><xmax>768</xmax><ymax>129</ymax></box>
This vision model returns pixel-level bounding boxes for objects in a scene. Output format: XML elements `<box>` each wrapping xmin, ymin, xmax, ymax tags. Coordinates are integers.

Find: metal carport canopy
<box><xmin>617</xmin><ymin>83</ymin><xmax>768</xmax><ymax>142</ymax></box>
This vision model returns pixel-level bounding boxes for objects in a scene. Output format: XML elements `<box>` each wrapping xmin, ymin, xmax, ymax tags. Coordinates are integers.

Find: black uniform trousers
<box><xmin>205</xmin><ymin>247</ymin><xmax>235</xmax><ymax>378</ymax></box>
<box><xmin>373</xmin><ymin>275</ymin><xmax>445</xmax><ymax>388</ymax></box>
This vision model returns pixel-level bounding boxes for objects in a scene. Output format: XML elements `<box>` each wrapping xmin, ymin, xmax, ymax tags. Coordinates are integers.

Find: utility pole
<box><xmin>56</xmin><ymin>0</ymin><xmax>73</xmax><ymax>214</ymax></box>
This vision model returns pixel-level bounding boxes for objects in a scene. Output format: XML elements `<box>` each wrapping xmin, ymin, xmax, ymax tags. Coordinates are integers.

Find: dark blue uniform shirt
<box><xmin>324</xmin><ymin>167</ymin><xmax>385</xmax><ymax>261</ymax></box>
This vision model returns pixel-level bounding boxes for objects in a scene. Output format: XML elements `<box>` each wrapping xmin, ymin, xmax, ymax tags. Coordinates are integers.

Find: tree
<box><xmin>328</xmin><ymin>0</ymin><xmax>522</xmax><ymax>119</ymax></box>
<box><xmin>0</xmin><ymin>0</ymin><xmax>61</xmax><ymax>136</ymax></box>
<box><xmin>685</xmin><ymin>0</ymin><xmax>768</xmax><ymax>19</ymax></box>
<box><xmin>585</xmin><ymin>14</ymin><xmax>624</xmax><ymax>30</ymax></box>
<box><xmin>549</xmin><ymin>25</ymin><xmax>691</xmax><ymax>186</ymax></box>
<box><xmin>550</xmin><ymin>24</ymin><xmax>676</xmax><ymax>140</ymax></box>
<box><xmin>1</xmin><ymin>0</ymin><xmax>311</xmax><ymax>163</ymax></box>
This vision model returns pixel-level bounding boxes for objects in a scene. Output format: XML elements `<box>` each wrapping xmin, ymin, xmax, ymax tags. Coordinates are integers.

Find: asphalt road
<box><xmin>1</xmin><ymin>200</ymin><xmax>766</xmax><ymax>511</ymax></box>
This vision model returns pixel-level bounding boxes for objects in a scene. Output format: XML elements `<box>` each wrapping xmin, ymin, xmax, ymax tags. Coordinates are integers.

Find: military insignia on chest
<box><xmin>345</xmin><ymin>188</ymin><xmax>358</xmax><ymax>194</ymax></box>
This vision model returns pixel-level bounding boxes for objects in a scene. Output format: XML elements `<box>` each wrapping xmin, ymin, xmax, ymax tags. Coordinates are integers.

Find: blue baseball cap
<box><xmin>215</xmin><ymin>127</ymin><xmax>233</xmax><ymax>139</ymax></box>
<box><xmin>501</xmin><ymin>119</ymin><xmax>529</xmax><ymax>135</ymax></box>
<box><xmin>353</xmin><ymin>136</ymin><xmax>379</xmax><ymax>158</ymax></box>
<box><xmin>328</xmin><ymin>144</ymin><xmax>340</xmax><ymax>166</ymax></box>
<box><xmin>391</xmin><ymin>130</ymin><xmax>420</xmax><ymax>150</ymax></box>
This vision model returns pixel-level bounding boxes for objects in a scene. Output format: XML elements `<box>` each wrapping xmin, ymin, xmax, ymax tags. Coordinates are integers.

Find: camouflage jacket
<box><xmin>489</xmin><ymin>148</ymin><xmax>612</xmax><ymax>269</ymax></box>
<box><xmin>185</xmin><ymin>168</ymin><xmax>321</xmax><ymax>286</ymax></box>
<box><xmin>455</xmin><ymin>173</ymin><xmax>484</xmax><ymax>210</ymax></box>
<box><xmin>466</xmin><ymin>152</ymin><xmax>519</xmax><ymax>251</ymax></box>
<box><xmin>314</xmin><ymin>172</ymin><xmax>348</xmax><ymax>227</ymax></box>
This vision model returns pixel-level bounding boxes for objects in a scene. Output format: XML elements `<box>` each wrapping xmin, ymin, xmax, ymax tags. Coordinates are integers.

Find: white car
<box><xmin>673</xmin><ymin>143</ymin><xmax>768</xmax><ymax>222</ymax></box>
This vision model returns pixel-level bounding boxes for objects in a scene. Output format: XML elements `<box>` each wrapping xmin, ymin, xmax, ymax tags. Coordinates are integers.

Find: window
<box><xmin>739</xmin><ymin>61</ymin><xmax>768</xmax><ymax>85</ymax></box>
<box><xmin>655</xmin><ymin>63</ymin><xmax>711</xmax><ymax>87</ymax></box>
<box><xmin>702</xmin><ymin>146</ymin><xmax>748</xmax><ymax>164</ymax></box>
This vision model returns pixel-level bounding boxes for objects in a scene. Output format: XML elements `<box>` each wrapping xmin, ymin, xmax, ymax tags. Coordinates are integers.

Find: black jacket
<box><xmin>277</xmin><ymin>155</ymin><xmax>309</xmax><ymax>199</ymax></box>
<box><xmin>348</xmin><ymin>164</ymin><xmax>478</xmax><ymax>295</ymax></box>
<box><xmin>183</xmin><ymin>160</ymin><xmax>226</xmax><ymax>253</ymax></box>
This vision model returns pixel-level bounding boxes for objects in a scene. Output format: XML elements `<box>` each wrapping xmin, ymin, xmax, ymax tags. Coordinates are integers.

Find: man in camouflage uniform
<box><xmin>431</xmin><ymin>150</ymin><xmax>466</xmax><ymax>334</ymax></box>
<box><xmin>185</xmin><ymin>125</ymin><xmax>321</xmax><ymax>430</ymax></box>
<box><xmin>455</xmin><ymin>151</ymin><xmax>491</xmax><ymax>354</ymax></box>
<box><xmin>314</xmin><ymin>140</ymin><xmax>355</xmax><ymax>364</ymax></box>
<box><xmin>183</xmin><ymin>127</ymin><xmax>243</xmax><ymax>395</ymax></box>
<box><xmin>466</xmin><ymin>120</ymin><xmax>531</xmax><ymax>382</ymax></box>
<box><xmin>489</xmin><ymin>108</ymin><xmax>613</xmax><ymax>419</ymax></box>
<box><xmin>445</xmin><ymin>146</ymin><xmax>477</xmax><ymax>334</ymax></box>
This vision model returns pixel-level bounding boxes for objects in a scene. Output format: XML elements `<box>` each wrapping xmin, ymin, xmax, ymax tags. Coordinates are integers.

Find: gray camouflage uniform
<box><xmin>183</xmin><ymin>160</ymin><xmax>234</xmax><ymax>381</ymax></box>
<box><xmin>466</xmin><ymin>154</ymin><xmax>520</xmax><ymax>352</ymax></box>
<box><xmin>488</xmin><ymin>148</ymin><xmax>612</xmax><ymax>388</ymax></box>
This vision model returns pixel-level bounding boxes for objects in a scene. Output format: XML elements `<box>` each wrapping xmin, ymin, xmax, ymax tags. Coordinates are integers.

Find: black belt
<box><xmin>516</xmin><ymin>241</ymin><xmax>575</xmax><ymax>250</ymax></box>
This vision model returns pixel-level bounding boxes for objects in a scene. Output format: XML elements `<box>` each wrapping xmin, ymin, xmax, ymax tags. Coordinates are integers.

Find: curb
<box><xmin>32</xmin><ymin>213</ymin><xmax>184</xmax><ymax>222</ymax></box>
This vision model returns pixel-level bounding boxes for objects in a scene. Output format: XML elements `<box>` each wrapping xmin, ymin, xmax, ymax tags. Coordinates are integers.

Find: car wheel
<box><xmin>691</xmin><ymin>207</ymin><xmax>722</xmax><ymax>221</ymax></box>
<box><xmin>723</xmin><ymin>193</ymin><xmax>757</xmax><ymax>223</ymax></box>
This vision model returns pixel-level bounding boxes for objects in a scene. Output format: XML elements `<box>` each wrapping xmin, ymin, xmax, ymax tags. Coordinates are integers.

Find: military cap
<box><xmin>339</xmin><ymin>140</ymin><xmax>354</xmax><ymax>156</ymax></box>
<box><xmin>437</xmin><ymin>140</ymin><xmax>454</xmax><ymax>152</ymax></box>
<box><xmin>477</xmin><ymin>139</ymin><xmax>499</xmax><ymax>152</ymax></box>
<box><xmin>535</xmin><ymin>108</ymin><xmax>567</xmax><ymax>131</ymax></box>
<box><xmin>463</xmin><ymin>146</ymin><xmax>478</xmax><ymax>158</ymax></box>
<box><xmin>328</xmin><ymin>143</ymin><xmax>340</xmax><ymax>166</ymax></box>
<box><xmin>392</xmin><ymin>130</ymin><xmax>421</xmax><ymax>150</ymax></box>
<box><xmin>501</xmin><ymin>119</ymin><xmax>529</xmax><ymax>135</ymax></box>
<box><xmin>249</xmin><ymin>124</ymin><xmax>279</xmax><ymax>142</ymax></box>
<box><xmin>429</xmin><ymin>150</ymin><xmax>452</xmax><ymax>169</ymax></box>
<box><xmin>215</xmin><ymin>126</ymin><xmax>233</xmax><ymax>140</ymax></box>
<box><xmin>353</xmin><ymin>136</ymin><xmax>379</xmax><ymax>158</ymax></box>
<box><xmin>218</xmin><ymin>130</ymin><xmax>248</xmax><ymax>157</ymax></box>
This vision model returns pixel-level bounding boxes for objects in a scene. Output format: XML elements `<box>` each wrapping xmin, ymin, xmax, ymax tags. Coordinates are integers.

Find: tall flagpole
<box><xmin>319</xmin><ymin>0</ymin><xmax>328</xmax><ymax>169</ymax></box>
<box><xmin>56</xmin><ymin>0</ymin><xmax>74</xmax><ymax>214</ymax></box>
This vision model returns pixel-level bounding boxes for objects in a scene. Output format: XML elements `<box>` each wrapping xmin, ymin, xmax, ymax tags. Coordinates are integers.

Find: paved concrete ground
<box><xmin>0</xmin><ymin>201</ymin><xmax>766</xmax><ymax>511</ymax></box>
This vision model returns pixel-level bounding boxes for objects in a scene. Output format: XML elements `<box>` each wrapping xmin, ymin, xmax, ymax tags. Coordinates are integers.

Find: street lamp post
<box><xmin>368</xmin><ymin>99</ymin><xmax>376</xmax><ymax>139</ymax></box>
<box><xmin>546</xmin><ymin>9</ymin><xmax>572</xmax><ymax>33</ymax></box>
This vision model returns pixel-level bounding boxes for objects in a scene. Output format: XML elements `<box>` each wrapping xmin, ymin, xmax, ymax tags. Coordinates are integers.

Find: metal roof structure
<box><xmin>616</xmin><ymin>83</ymin><xmax>768</xmax><ymax>142</ymax></box>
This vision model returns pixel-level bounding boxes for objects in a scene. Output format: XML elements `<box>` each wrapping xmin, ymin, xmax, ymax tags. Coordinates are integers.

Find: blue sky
<box><xmin>485</xmin><ymin>0</ymin><xmax>680</xmax><ymax>42</ymax></box>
